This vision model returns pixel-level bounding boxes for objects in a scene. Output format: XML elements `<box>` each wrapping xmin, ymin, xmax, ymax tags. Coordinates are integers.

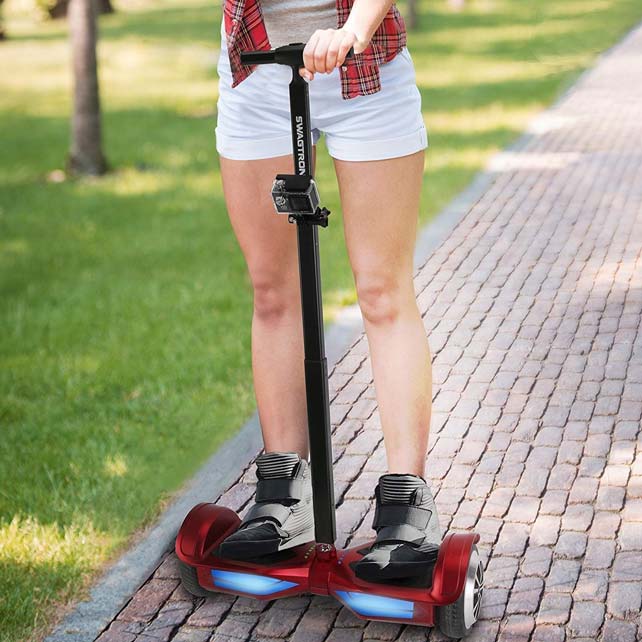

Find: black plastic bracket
<box><xmin>288</xmin><ymin>207</ymin><xmax>331</xmax><ymax>227</ymax></box>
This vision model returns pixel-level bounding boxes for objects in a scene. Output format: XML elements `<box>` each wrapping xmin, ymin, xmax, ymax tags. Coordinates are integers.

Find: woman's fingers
<box><xmin>302</xmin><ymin>30</ymin><xmax>321</xmax><ymax>79</ymax></box>
<box><xmin>313</xmin><ymin>29</ymin><xmax>333</xmax><ymax>73</ymax></box>
<box><xmin>324</xmin><ymin>29</ymin><xmax>343</xmax><ymax>70</ymax></box>
<box><xmin>340</xmin><ymin>26</ymin><xmax>368</xmax><ymax>54</ymax></box>
<box><xmin>336</xmin><ymin>29</ymin><xmax>357</xmax><ymax>65</ymax></box>
<box><xmin>327</xmin><ymin>28</ymin><xmax>356</xmax><ymax>69</ymax></box>
<box><xmin>300</xmin><ymin>28</ymin><xmax>360</xmax><ymax>80</ymax></box>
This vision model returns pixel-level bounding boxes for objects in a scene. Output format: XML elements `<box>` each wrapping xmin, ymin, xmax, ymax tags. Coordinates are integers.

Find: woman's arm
<box><xmin>343</xmin><ymin>0</ymin><xmax>395</xmax><ymax>51</ymax></box>
<box><xmin>301</xmin><ymin>0</ymin><xmax>395</xmax><ymax>79</ymax></box>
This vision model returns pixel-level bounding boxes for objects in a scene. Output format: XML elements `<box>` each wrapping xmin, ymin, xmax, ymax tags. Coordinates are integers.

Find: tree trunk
<box><xmin>406</xmin><ymin>0</ymin><xmax>418</xmax><ymax>31</ymax></box>
<box><xmin>67</xmin><ymin>0</ymin><xmax>107</xmax><ymax>175</ymax></box>
<box><xmin>48</xmin><ymin>0</ymin><xmax>114</xmax><ymax>20</ymax></box>
<box><xmin>0</xmin><ymin>0</ymin><xmax>6</xmax><ymax>40</ymax></box>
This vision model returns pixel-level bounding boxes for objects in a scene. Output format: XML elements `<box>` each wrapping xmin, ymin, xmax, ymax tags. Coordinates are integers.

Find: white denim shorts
<box><xmin>214</xmin><ymin>21</ymin><xmax>428</xmax><ymax>162</ymax></box>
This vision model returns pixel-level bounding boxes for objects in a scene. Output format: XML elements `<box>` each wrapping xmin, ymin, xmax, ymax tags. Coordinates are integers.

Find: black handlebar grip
<box><xmin>240</xmin><ymin>43</ymin><xmax>356</xmax><ymax>67</ymax></box>
<box><xmin>239</xmin><ymin>50</ymin><xmax>275</xmax><ymax>65</ymax></box>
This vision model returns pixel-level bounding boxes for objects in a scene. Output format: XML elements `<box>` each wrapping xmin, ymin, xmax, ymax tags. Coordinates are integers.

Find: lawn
<box><xmin>1</xmin><ymin>0</ymin><xmax>641</xmax><ymax>640</ymax></box>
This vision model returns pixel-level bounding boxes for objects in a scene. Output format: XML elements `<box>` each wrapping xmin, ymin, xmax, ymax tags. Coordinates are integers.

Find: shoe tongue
<box><xmin>256</xmin><ymin>452</ymin><xmax>300</xmax><ymax>479</ymax></box>
<box><xmin>379</xmin><ymin>473</ymin><xmax>425</xmax><ymax>504</ymax></box>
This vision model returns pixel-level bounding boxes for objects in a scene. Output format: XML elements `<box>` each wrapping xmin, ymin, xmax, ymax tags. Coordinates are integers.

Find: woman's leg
<box><xmin>218</xmin><ymin>152</ymin><xmax>319</xmax><ymax>559</ymax></box>
<box><xmin>220</xmin><ymin>149</ymin><xmax>317</xmax><ymax>458</ymax></box>
<box><xmin>333</xmin><ymin>149</ymin><xmax>430</xmax><ymax>477</ymax></box>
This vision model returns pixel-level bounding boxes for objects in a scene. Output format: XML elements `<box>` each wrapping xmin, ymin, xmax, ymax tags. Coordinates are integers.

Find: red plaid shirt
<box><xmin>222</xmin><ymin>0</ymin><xmax>407</xmax><ymax>100</ymax></box>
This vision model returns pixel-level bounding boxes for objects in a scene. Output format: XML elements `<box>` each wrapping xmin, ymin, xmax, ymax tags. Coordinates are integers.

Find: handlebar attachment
<box><xmin>240</xmin><ymin>43</ymin><xmax>354</xmax><ymax>68</ymax></box>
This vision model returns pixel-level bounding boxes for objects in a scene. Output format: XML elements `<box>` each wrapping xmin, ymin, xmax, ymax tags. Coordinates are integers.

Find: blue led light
<box><xmin>336</xmin><ymin>590</ymin><xmax>414</xmax><ymax>619</ymax></box>
<box><xmin>211</xmin><ymin>569</ymin><xmax>297</xmax><ymax>596</ymax></box>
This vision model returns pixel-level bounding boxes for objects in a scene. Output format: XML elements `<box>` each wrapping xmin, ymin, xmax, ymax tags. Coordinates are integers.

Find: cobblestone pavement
<box><xmin>95</xmin><ymin>23</ymin><xmax>642</xmax><ymax>642</ymax></box>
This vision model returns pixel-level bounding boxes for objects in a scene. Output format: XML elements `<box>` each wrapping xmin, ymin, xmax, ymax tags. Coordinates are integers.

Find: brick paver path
<box><xmin>95</xmin><ymin>23</ymin><xmax>642</xmax><ymax>642</ymax></box>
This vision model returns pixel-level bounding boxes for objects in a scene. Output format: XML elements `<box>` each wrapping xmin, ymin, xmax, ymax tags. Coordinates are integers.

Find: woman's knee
<box><xmin>251</xmin><ymin>273</ymin><xmax>299</xmax><ymax>322</ymax></box>
<box><xmin>355</xmin><ymin>273</ymin><xmax>410</xmax><ymax>325</ymax></box>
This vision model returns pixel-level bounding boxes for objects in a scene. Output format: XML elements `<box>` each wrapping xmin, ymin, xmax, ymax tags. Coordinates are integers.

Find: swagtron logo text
<box><xmin>295</xmin><ymin>116</ymin><xmax>305</xmax><ymax>174</ymax></box>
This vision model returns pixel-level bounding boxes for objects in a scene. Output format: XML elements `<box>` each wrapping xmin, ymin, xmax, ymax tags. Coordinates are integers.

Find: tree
<box><xmin>67</xmin><ymin>0</ymin><xmax>107</xmax><ymax>175</ymax></box>
<box><xmin>406</xmin><ymin>0</ymin><xmax>418</xmax><ymax>30</ymax></box>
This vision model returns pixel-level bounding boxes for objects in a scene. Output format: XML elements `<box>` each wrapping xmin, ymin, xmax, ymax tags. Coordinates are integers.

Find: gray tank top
<box><xmin>260</xmin><ymin>0</ymin><xmax>337</xmax><ymax>48</ymax></box>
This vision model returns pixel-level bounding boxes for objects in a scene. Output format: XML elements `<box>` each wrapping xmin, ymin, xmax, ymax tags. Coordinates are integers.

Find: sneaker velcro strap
<box><xmin>372</xmin><ymin>503</ymin><xmax>432</xmax><ymax>531</ymax></box>
<box><xmin>376</xmin><ymin>523</ymin><xmax>428</xmax><ymax>545</ymax></box>
<box><xmin>255</xmin><ymin>478</ymin><xmax>306</xmax><ymax>503</ymax></box>
<box><xmin>243</xmin><ymin>501</ymin><xmax>291</xmax><ymax>526</ymax></box>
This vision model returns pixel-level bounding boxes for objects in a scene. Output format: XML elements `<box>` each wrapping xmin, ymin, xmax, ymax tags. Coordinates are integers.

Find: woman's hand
<box><xmin>300</xmin><ymin>27</ymin><xmax>368</xmax><ymax>81</ymax></box>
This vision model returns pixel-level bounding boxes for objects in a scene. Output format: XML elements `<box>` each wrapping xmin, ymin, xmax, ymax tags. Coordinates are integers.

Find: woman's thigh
<box><xmin>333</xmin><ymin>150</ymin><xmax>425</xmax><ymax>292</ymax></box>
<box><xmin>220</xmin><ymin>154</ymin><xmax>300</xmax><ymax>291</ymax></box>
<box><xmin>216</xmin><ymin>20</ymin><xmax>318</xmax><ymax>289</ymax></box>
<box><xmin>219</xmin><ymin>144</ymin><xmax>318</xmax><ymax>294</ymax></box>
<box><xmin>311</xmin><ymin>48</ymin><xmax>427</xmax><ymax>287</ymax></box>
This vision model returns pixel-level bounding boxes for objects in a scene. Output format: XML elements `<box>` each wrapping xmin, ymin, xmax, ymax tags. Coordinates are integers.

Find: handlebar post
<box><xmin>238</xmin><ymin>42</ymin><xmax>345</xmax><ymax>544</ymax></box>
<box><xmin>289</xmin><ymin>69</ymin><xmax>314</xmax><ymax>179</ymax></box>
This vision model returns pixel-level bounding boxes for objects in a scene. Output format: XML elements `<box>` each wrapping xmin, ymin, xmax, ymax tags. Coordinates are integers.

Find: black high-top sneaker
<box><xmin>352</xmin><ymin>473</ymin><xmax>441</xmax><ymax>583</ymax></box>
<box><xmin>218</xmin><ymin>452</ymin><xmax>315</xmax><ymax>560</ymax></box>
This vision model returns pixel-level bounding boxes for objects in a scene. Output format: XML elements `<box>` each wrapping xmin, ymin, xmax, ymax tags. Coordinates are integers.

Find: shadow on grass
<box><xmin>6</xmin><ymin>4</ymin><xmax>221</xmax><ymax>45</ymax></box>
<box><xmin>0</xmin><ymin>556</ymin><xmax>94</xmax><ymax>642</ymax></box>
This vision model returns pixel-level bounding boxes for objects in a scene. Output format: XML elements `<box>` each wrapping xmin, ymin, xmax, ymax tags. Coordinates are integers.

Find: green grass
<box><xmin>1</xmin><ymin>0</ymin><xmax>641</xmax><ymax>640</ymax></box>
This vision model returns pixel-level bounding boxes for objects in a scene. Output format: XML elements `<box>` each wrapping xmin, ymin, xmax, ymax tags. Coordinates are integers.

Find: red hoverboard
<box><xmin>176</xmin><ymin>42</ymin><xmax>484</xmax><ymax>639</ymax></box>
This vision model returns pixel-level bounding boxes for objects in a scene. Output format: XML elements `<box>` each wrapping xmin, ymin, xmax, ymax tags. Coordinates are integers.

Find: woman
<box><xmin>215</xmin><ymin>0</ymin><xmax>440</xmax><ymax>582</ymax></box>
